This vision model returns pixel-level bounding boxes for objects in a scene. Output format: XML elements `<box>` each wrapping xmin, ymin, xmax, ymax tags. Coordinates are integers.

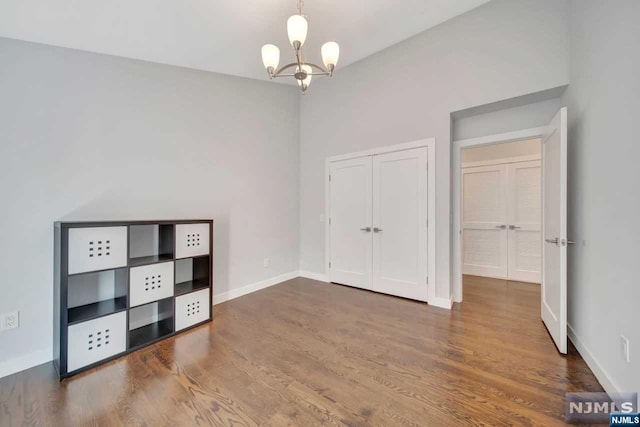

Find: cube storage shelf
<box><xmin>54</xmin><ymin>219</ymin><xmax>213</xmax><ymax>379</ymax></box>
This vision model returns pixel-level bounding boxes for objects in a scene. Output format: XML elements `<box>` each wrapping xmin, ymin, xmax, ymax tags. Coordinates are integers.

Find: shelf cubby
<box><xmin>128</xmin><ymin>224</ymin><xmax>174</xmax><ymax>267</ymax></box>
<box><xmin>129</xmin><ymin>318</ymin><xmax>174</xmax><ymax>349</ymax></box>
<box><xmin>67</xmin><ymin>268</ymin><xmax>128</xmax><ymax>325</ymax></box>
<box><xmin>68</xmin><ymin>297</ymin><xmax>128</xmax><ymax>325</ymax></box>
<box><xmin>128</xmin><ymin>297</ymin><xmax>174</xmax><ymax>349</ymax></box>
<box><xmin>175</xmin><ymin>255</ymin><xmax>211</xmax><ymax>296</ymax></box>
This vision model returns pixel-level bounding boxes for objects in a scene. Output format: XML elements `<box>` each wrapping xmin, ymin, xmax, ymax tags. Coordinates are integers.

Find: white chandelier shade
<box><xmin>287</xmin><ymin>15</ymin><xmax>308</xmax><ymax>47</ymax></box>
<box><xmin>261</xmin><ymin>0</ymin><xmax>339</xmax><ymax>93</ymax></box>
<box><xmin>261</xmin><ymin>44</ymin><xmax>280</xmax><ymax>70</ymax></box>
<box><xmin>321</xmin><ymin>42</ymin><xmax>340</xmax><ymax>69</ymax></box>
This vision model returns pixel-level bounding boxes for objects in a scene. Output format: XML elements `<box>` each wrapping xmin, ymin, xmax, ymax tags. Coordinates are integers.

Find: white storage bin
<box><xmin>175</xmin><ymin>223</ymin><xmax>210</xmax><ymax>259</ymax></box>
<box><xmin>67</xmin><ymin>311</ymin><xmax>126</xmax><ymax>372</ymax></box>
<box><xmin>175</xmin><ymin>288</ymin><xmax>210</xmax><ymax>331</ymax></box>
<box><xmin>129</xmin><ymin>262</ymin><xmax>174</xmax><ymax>308</ymax></box>
<box><xmin>68</xmin><ymin>226</ymin><xmax>128</xmax><ymax>275</ymax></box>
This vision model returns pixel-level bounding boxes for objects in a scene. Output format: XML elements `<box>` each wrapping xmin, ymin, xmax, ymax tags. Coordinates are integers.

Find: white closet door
<box><xmin>462</xmin><ymin>164</ymin><xmax>508</xmax><ymax>278</ymax></box>
<box><xmin>329</xmin><ymin>156</ymin><xmax>373</xmax><ymax>289</ymax></box>
<box><xmin>372</xmin><ymin>147</ymin><xmax>428</xmax><ymax>301</ymax></box>
<box><xmin>507</xmin><ymin>161</ymin><xmax>542</xmax><ymax>283</ymax></box>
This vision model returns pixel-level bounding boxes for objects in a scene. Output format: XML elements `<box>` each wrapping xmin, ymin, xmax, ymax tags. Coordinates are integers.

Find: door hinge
<box><xmin>329</xmin><ymin>262</ymin><xmax>332</xmax><ymax>268</ymax></box>
<box><xmin>329</xmin><ymin>174</ymin><xmax>332</xmax><ymax>182</ymax></box>
<box><xmin>426</xmin><ymin>276</ymin><xmax>429</xmax><ymax>284</ymax></box>
<box><xmin>329</xmin><ymin>217</ymin><xmax>332</xmax><ymax>225</ymax></box>
<box><xmin>426</xmin><ymin>219</ymin><xmax>428</xmax><ymax>228</ymax></box>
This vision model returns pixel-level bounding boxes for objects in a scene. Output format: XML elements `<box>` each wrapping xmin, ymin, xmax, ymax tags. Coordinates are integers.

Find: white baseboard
<box><xmin>299</xmin><ymin>272</ymin><xmax>454</xmax><ymax>310</ymax></box>
<box><xmin>429</xmin><ymin>296</ymin><xmax>453</xmax><ymax>309</ymax></box>
<box><xmin>0</xmin><ymin>347</ymin><xmax>52</xmax><ymax>379</ymax></box>
<box><xmin>213</xmin><ymin>271</ymin><xmax>298</xmax><ymax>305</ymax></box>
<box><xmin>298</xmin><ymin>270</ymin><xmax>329</xmax><ymax>282</ymax></box>
<box><xmin>567</xmin><ymin>323</ymin><xmax>620</xmax><ymax>396</ymax></box>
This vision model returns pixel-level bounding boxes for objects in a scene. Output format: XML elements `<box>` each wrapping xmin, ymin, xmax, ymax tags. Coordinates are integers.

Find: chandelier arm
<box><xmin>273</xmin><ymin>62</ymin><xmax>301</xmax><ymax>76</ymax></box>
<box><xmin>272</xmin><ymin>63</ymin><xmax>331</xmax><ymax>79</ymax></box>
<box><xmin>300</xmin><ymin>62</ymin><xmax>330</xmax><ymax>73</ymax></box>
<box><xmin>295</xmin><ymin>44</ymin><xmax>303</xmax><ymax>71</ymax></box>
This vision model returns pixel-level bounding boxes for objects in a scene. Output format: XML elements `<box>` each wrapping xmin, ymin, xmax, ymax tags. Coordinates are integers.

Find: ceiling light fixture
<box><xmin>261</xmin><ymin>0</ymin><xmax>339</xmax><ymax>93</ymax></box>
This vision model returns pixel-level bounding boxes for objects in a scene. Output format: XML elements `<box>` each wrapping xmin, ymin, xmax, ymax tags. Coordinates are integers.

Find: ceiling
<box><xmin>0</xmin><ymin>0</ymin><xmax>490</xmax><ymax>84</ymax></box>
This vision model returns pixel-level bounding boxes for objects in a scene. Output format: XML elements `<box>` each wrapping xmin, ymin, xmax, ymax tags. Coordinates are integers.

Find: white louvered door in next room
<box><xmin>462</xmin><ymin>160</ymin><xmax>541</xmax><ymax>283</ymax></box>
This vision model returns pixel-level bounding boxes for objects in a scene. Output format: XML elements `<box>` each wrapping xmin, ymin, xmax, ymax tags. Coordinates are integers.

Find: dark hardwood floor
<box><xmin>0</xmin><ymin>276</ymin><xmax>601</xmax><ymax>426</ymax></box>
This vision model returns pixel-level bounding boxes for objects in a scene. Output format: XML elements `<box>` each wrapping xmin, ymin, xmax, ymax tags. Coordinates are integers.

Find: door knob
<box><xmin>509</xmin><ymin>225</ymin><xmax>521</xmax><ymax>230</ymax></box>
<box><xmin>545</xmin><ymin>237</ymin><xmax>559</xmax><ymax>244</ymax></box>
<box><xmin>360</xmin><ymin>227</ymin><xmax>372</xmax><ymax>232</ymax></box>
<box><xmin>567</xmin><ymin>240</ymin><xmax>576</xmax><ymax>245</ymax></box>
<box><xmin>495</xmin><ymin>225</ymin><xmax>506</xmax><ymax>229</ymax></box>
<box><xmin>373</xmin><ymin>227</ymin><xmax>383</xmax><ymax>233</ymax></box>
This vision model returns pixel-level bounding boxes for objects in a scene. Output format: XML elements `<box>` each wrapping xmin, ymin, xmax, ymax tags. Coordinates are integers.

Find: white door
<box><xmin>462</xmin><ymin>164</ymin><xmax>509</xmax><ymax>279</ymax></box>
<box><xmin>507</xmin><ymin>161</ymin><xmax>542</xmax><ymax>282</ymax></box>
<box><xmin>372</xmin><ymin>148</ymin><xmax>428</xmax><ymax>301</ymax></box>
<box><xmin>329</xmin><ymin>156</ymin><xmax>373</xmax><ymax>289</ymax></box>
<box><xmin>542</xmin><ymin>107</ymin><xmax>568</xmax><ymax>354</ymax></box>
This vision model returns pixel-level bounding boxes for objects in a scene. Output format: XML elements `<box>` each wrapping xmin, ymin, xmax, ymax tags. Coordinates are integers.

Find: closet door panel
<box><xmin>462</xmin><ymin>165</ymin><xmax>508</xmax><ymax>279</ymax></box>
<box><xmin>508</xmin><ymin>161</ymin><xmax>542</xmax><ymax>282</ymax></box>
<box><xmin>372</xmin><ymin>147</ymin><xmax>428</xmax><ymax>302</ymax></box>
<box><xmin>329</xmin><ymin>156</ymin><xmax>373</xmax><ymax>290</ymax></box>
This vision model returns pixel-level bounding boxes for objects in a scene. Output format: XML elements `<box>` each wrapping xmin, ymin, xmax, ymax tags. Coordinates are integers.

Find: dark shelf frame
<box><xmin>54</xmin><ymin>219</ymin><xmax>213</xmax><ymax>379</ymax></box>
<box><xmin>175</xmin><ymin>278</ymin><xmax>210</xmax><ymax>296</ymax></box>
<box><xmin>67</xmin><ymin>296</ymin><xmax>128</xmax><ymax>325</ymax></box>
<box><xmin>128</xmin><ymin>253</ymin><xmax>174</xmax><ymax>268</ymax></box>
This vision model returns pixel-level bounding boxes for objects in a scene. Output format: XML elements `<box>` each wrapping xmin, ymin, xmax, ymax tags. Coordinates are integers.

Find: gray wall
<box><xmin>299</xmin><ymin>0</ymin><xmax>569</xmax><ymax>299</ymax></box>
<box><xmin>562</xmin><ymin>0</ymin><xmax>640</xmax><ymax>392</ymax></box>
<box><xmin>0</xmin><ymin>38</ymin><xmax>300</xmax><ymax>371</ymax></box>
<box><xmin>453</xmin><ymin>97</ymin><xmax>562</xmax><ymax>142</ymax></box>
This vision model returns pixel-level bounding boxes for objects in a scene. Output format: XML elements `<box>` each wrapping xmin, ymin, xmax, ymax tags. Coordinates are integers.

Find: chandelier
<box><xmin>261</xmin><ymin>0</ymin><xmax>340</xmax><ymax>92</ymax></box>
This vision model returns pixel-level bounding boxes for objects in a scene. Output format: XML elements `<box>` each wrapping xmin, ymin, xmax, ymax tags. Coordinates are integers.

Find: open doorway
<box><xmin>452</xmin><ymin>109</ymin><xmax>569</xmax><ymax>354</ymax></box>
<box><xmin>460</xmin><ymin>137</ymin><xmax>542</xmax><ymax>313</ymax></box>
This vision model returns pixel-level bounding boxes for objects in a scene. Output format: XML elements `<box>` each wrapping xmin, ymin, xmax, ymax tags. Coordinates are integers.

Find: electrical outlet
<box><xmin>1</xmin><ymin>311</ymin><xmax>19</xmax><ymax>332</ymax></box>
<box><xmin>263</xmin><ymin>257</ymin><xmax>270</xmax><ymax>268</ymax></box>
<box><xmin>621</xmin><ymin>336</ymin><xmax>630</xmax><ymax>363</ymax></box>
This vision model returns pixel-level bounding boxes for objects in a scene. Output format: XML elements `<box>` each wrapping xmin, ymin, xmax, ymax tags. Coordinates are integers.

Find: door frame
<box><xmin>452</xmin><ymin>127</ymin><xmax>546</xmax><ymax>302</ymax></box>
<box><xmin>325</xmin><ymin>138</ymin><xmax>436</xmax><ymax>304</ymax></box>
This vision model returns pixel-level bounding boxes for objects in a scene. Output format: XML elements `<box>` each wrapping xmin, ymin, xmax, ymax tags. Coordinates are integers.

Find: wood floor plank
<box><xmin>0</xmin><ymin>276</ymin><xmax>602</xmax><ymax>426</ymax></box>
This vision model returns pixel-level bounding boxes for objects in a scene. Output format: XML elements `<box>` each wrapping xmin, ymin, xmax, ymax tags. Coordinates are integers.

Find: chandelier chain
<box><xmin>297</xmin><ymin>0</ymin><xmax>304</xmax><ymax>15</ymax></box>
